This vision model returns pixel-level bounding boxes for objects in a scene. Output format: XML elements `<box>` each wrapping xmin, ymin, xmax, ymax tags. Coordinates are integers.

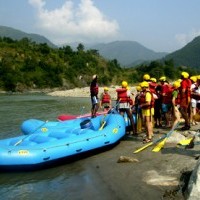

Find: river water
<box><xmin>0</xmin><ymin>93</ymin><xmax>105</xmax><ymax>200</ymax></box>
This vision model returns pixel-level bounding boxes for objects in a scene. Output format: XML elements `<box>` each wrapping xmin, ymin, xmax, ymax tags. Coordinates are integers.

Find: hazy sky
<box><xmin>0</xmin><ymin>0</ymin><xmax>200</xmax><ymax>52</ymax></box>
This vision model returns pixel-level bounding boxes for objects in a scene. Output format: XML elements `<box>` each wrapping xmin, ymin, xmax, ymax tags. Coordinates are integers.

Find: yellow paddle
<box><xmin>152</xmin><ymin>123</ymin><xmax>180</xmax><ymax>152</ymax></box>
<box><xmin>133</xmin><ymin>141</ymin><xmax>154</xmax><ymax>153</ymax></box>
<box><xmin>152</xmin><ymin>138</ymin><xmax>167</xmax><ymax>152</ymax></box>
<box><xmin>133</xmin><ymin>122</ymin><xmax>179</xmax><ymax>154</ymax></box>
<box><xmin>177</xmin><ymin>138</ymin><xmax>193</xmax><ymax>146</ymax></box>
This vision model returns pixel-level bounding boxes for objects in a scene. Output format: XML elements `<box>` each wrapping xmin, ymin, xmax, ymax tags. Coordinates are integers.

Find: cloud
<box><xmin>28</xmin><ymin>0</ymin><xmax>119</xmax><ymax>44</ymax></box>
<box><xmin>175</xmin><ymin>29</ymin><xmax>200</xmax><ymax>47</ymax></box>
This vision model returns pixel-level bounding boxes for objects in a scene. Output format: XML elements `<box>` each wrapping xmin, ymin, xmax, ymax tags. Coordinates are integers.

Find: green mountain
<box><xmin>0</xmin><ymin>25</ymin><xmax>57</xmax><ymax>48</ymax></box>
<box><xmin>164</xmin><ymin>36</ymin><xmax>200</xmax><ymax>69</ymax></box>
<box><xmin>90</xmin><ymin>41</ymin><xmax>168</xmax><ymax>67</ymax></box>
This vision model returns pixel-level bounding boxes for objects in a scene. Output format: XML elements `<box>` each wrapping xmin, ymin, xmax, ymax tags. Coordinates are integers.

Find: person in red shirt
<box><xmin>159</xmin><ymin>76</ymin><xmax>173</xmax><ymax>127</ymax></box>
<box><xmin>179</xmin><ymin>71</ymin><xmax>192</xmax><ymax>130</ymax></box>
<box><xmin>90</xmin><ymin>74</ymin><xmax>99</xmax><ymax>118</ymax></box>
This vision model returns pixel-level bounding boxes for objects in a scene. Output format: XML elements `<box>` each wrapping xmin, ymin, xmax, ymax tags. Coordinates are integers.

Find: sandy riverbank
<box><xmin>47</xmin><ymin>87</ymin><xmax>200</xmax><ymax>199</ymax></box>
<box><xmin>82</xmin><ymin>125</ymin><xmax>200</xmax><ymax>199</ymax></box>
<box><xmin>47</xmin><ymin>86</ymin><xmax>137</xmax><ymax>99</ymax></box>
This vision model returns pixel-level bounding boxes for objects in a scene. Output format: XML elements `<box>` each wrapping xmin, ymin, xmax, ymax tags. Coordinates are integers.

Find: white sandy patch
<box><xmin>48</xmin><ymin>86</ymin><xmax>137</xmax><ymax>99</ymax></box>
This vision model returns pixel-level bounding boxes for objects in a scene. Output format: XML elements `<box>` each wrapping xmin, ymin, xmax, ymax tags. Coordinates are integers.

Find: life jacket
<box><xmin>149</xmin><ymin>82</ymin><xmax>157</xmax><ymax>94</ymax></box>
<box><xmin>139</xmin><ymin>91</ymin><xmax>154</xmax><ymax>109</ymax></box>
<box><xmin>161</xmin><ymin>84</ymin><xmax>173</xmax><ymax>104</ymax></box>
<box><xmin>180</xmin><ymin>78</ymin><xmax>192</xmax><ymax>104</ymax></box>
<box><xmin>101</xmin><ymin>93</ymin><xmax>111</xmax><ymax>104</ymax></box>
<box><xmin>116</xmin><ymin>88</ymin><xmax>130</xmax><ymax>103</ymax></box>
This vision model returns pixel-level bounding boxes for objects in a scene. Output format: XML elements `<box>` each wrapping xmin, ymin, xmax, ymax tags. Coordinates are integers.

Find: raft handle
<box><xmin>43</xmin><ymin>157</ymin><xmax>50</xmax><ymax>161</ymax></box>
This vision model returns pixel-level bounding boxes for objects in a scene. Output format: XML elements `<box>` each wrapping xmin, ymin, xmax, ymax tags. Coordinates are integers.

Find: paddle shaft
<box><xmin>134</xmin><ymin>122</ymin><xmax>179</xmax><ymax>154</ymax></box>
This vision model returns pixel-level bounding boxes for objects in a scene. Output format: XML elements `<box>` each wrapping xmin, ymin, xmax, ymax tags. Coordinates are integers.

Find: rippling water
<box><xmin>0</xmin><ymin>93</ymin><xmax>101</xmax><ymax>200</ymax></box>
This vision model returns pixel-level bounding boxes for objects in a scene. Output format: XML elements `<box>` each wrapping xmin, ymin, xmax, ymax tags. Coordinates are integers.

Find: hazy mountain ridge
<box><xmin>0</xmin><ymin>26</ymin><xmax>57</xmax><ymax>48</ymax></box>
<box><xmin>1</xmin><ymin>25</ymin><xmax>200</xmax><ymax>69</ymax></box>
<box><xmin>90</xmin><ymin>41</ymin><xmax>168</xmax><ymax>67</ymax></box>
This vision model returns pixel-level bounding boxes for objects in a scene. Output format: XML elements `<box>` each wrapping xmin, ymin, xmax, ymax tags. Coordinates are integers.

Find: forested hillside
<box><xmin>0</xmin><ymin>36</ymin><xmax>199</xmax><ymax>92</ymax></box>
<box><xmin>0</xmin><ymin>37</ymin><xmax>127</xmax><ymax>92</ymax></box>
<box><xmin>164</xmin><ymin>36</ymin><xmax>200</xmax><ymax>69</ymax></box>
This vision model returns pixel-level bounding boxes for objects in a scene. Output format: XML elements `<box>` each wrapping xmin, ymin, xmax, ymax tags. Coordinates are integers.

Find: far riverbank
<box><xmin>47</xmin><ymin>86</ymin><xmax>137</xmax><ymax>99</ymax></box>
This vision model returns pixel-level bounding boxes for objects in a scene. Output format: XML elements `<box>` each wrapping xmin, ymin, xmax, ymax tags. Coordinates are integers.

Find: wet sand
<box><xmin>47</xmin><ymin>88</ymin><xmax>200</xmax><ymax>199</ymax></box>
<box><xmin>77</xmin><ymin>125</ymin><xmax>200</xmax><ymax>200</ymax></box>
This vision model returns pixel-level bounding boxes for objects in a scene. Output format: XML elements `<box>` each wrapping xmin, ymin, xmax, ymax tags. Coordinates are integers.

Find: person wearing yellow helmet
<box><xmin>90</xmin><ymin>74</ymin><xmax>99</xmax><ymax>118</ymax></box>
<box><xmin>160</xmin><ymin>76</ymin><xmax>173</xmax><ymax>128</ymax></box>
<box><xmin>99</xmin><ymin>87</ymin><xmax>112</xmax><ymax>111</ymax></box>
<box><xmin>179</xmin><ymin>71</ymin><xmax>192</xmax><ymax>130</ymax></box>
<box><xmin>181</xmin><ymin>71</ymin><xmax>189</xmax><ymax>79</ymax></box>
<box><xmin>116</xmin><ymin>81</ymin><xmax>136</xmax><ymax>135</ymax></box>
<box><xmin>149</xmin><ymin>77</ymin><xmax>158</xmax><ymax>98</ymax></box>
<box><xmin>140</xmin><ymin>81</ymin><xmax>154</xmax><ymax>143</ymax></box>
<box><xmin>159</xmin><ymin>76</ymin><xmax>167</xmax><ymax>82</ymax></box>
<box><xmin>143</xmin><ymin>74</ymin><xmax>150</xmax><ymax>81</ymax></box>
<box><xmin>122</xmin><ymin>81</ymin><xmax>128</xmax><ymax>88</ymax></box>
<box><xmin>190</xmin><ymin>76</ymin><xmax>197</xmax><ymax>83</ymax></box>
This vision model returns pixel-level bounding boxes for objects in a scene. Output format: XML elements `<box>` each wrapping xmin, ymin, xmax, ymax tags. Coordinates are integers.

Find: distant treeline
<box><xmin>0</xmin><ymin>37</ymin><xmax>199</xmax><ymax>92</ymax></box>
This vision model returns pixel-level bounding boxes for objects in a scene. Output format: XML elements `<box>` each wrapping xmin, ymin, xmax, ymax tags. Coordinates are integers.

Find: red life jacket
<box><xmin>101</xmin><ymin>93</ymin><xmax>111</xmax><ymax>103</ymax></box>
<box><xmin>180</xmin><ymin>79</ymin><xmax>192</xmax><ymax>105</ymax></box>
<box><xmin>140</xmin><ymin>91</ymin><xmax>154</xmax><ymax>109</ymax></box>
<box><xmin>161</xmin><ymin>84</ymin><xmax>173</xmax><ymax>104</ymax></box>
<box><xmin>149</xmin><ymin>82</ymin><xmax>157</xmax><ymax>94</ymax></box>
<box><xmin>116</xmin><ymin>88</ymin><xmax>130</xmax><ymax>103</ymax></box>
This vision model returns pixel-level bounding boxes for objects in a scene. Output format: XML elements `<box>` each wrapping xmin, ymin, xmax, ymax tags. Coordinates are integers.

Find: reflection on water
<box><xmin>0</xmin><ymin>94</ymin><xmax>91</xmax><ymax>139</ymax></box>
<box><xmin>0</xmin><ymin>93</ymin><xmax>105</xmax><ymax>200</ymax></box>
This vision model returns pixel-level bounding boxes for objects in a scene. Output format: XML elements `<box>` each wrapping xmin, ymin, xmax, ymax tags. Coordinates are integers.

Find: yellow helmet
<box><xmin>140</xmin><ymin>81</ymin><xmax>149</xmax><ymax>88</ymax></box>
<box><xmin>150</xmin><ymin>77</ymin><xmax>157</xmax><ymax>83</ymax></box>
<box><xmin>177</xmin><ymin>79</ymin><xmax>182</xmax><ymax>82</ymax></box>
<box><xmin>173</xmin><ymin>81</ymin><xmax>181</xmax><ymax>89</ymax></box>
<box><xmin>136</xmin><ymin>85</ymin><xmax>142</xmax><ymax>92</ymax></box>
<box><xmin>143</xmin><ymin>74</ymin><xmax>150</xmax><ymax>81</ymax></box>
<box><xmin>159</xmin><ymin>76</ymin><xmax>166</xmax><ymax>82</ymax></box>
<box><xmin>190</xmin><ymin>76</ymin><xmax>197</xmax><ymax>83</ymax></box>
<box><xmin>104</xmin><ymin>87</ymin><xmax>108</xmax><ymax>91</ymax></box>
<box><xmin>122</xmin><ymin>81</ymin><xmax>128</xmax><ymax>88</ymax></box>
<box><xmin>181</xmin><ymin>71</ymin><xmax>189</xmax><ymax>79</ymax></box>
<box><xmin>197</xmin><ymin>75</ymin><xmax>200</xmax><ymax>80</ymax></box>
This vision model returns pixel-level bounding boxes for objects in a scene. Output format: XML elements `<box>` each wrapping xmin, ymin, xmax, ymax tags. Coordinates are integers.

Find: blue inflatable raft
<box><xmin>0</xmin><ymin>113</ymin><xmax>126</xmax><ymax>171</ymax></box>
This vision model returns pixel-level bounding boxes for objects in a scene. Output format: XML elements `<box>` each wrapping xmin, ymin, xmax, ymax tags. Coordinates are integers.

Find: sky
<box><xmin>0</xmin><ymin>0</ymin><xmax>200</xmax><ymax>53</ymax></box>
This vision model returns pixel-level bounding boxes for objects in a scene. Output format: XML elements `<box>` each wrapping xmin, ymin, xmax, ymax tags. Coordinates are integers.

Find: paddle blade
<box><xmin>177</xmin><ymin>138</ymin><xmax>193</xmax><ymax>146</ymax></box>
<box><xmin>133</xmin><ymin>142</ymin><xmax>153</xmax><ymax>154</ymax></box>
<box><xmin>152</xmin><ymin>138</ymin><xmax>167</xmax><ymax>152</ymax></box>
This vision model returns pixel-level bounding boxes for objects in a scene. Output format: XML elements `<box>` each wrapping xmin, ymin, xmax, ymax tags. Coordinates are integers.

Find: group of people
<box><xmin>89</xmin><ymin>72</ymin><xmax>200</xmax><ymax>144</ymax></box>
